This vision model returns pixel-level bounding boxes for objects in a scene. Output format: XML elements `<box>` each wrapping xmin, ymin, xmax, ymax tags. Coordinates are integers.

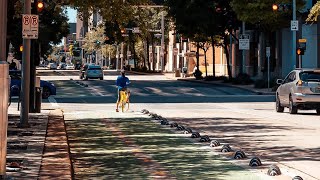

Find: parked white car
<box><xmin>47</xmin><ymin>63</ymin><xmax>57</xmax><ymax>70</ymax></box>
<box><xmin>66</xmin><ymin>64</ymin><xmax>75</xmax><ymax>70</ymax></box>
<box><xmin>276</xmin><ymin>69</ymin><xmax>320</xmax><ymax>114</ymax></box>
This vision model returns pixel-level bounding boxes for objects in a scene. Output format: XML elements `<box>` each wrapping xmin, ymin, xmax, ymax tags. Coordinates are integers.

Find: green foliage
<box><xmin>82</xmin><ymin>26</ymin><xmax>106</xmax><ymax>54</ymax></box>
<box><xmin>306</xmin><ymin>1</ymin><xmax>320</xmax><ymax>22</ymax></box>
<box><xmin>7</xmin><ymin>0</ymin><xmax>69</xmax><ymax>58</ymax></box>
<box><xmin>231</xmin><ymin>0</ymin><xmax>305</xmax><ymax>31</ymax></box>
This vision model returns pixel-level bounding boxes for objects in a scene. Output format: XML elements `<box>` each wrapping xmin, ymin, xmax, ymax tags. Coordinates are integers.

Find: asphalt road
<box><xmin>38</xmin><ymin>70</ymin><xmax>320</xmax><ymax>180</ymax></box>
<box><xmin>38</xmin><ymin>70</ymin><xmax>274</xmax><ymax>104</ymax></box>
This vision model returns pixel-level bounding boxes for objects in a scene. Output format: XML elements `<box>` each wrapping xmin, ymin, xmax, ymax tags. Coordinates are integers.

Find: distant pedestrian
<box><xmin>9</xmin><ymin>61</ymin><xmax>17</xmax><ymax>70</ymax></box>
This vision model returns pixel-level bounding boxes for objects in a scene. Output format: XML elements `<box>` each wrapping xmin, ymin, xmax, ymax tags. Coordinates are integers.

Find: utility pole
<box><xmin>0</xmin><ymin>0</ymin><xmax>8</xmax><ymax>178</ymax></box>
<box><xmin>29</xmin><ymin>0</ymin><xmax>38</xmax><ymax>113</ymax></box>
<box><xmin>242</xmin><ymin>21</ymin><xmax>246</xmax><ymax>74</ymax></box>
<box><xmin>116</xmin><ymin>44</ymin><xmax>119</xmax><ymax>70</ymax></box>
<box><xmin>20</xmin><ymin>0</ymin><xmax>32</xmax><ymax>128</ymax></box>
<box><xmin>120</xmin><ymin>42</ymin><xmax>124</xmax><ymax>70</ymax></box>
<box><xmin>293</xmin><ymin>0</ymin><xmax>297</xmax><ymax>69</ymax></box>
<box><xmin>160</xmin><ymin>12</ymin><xmax>165</xmax><ymax>72</ymax></box>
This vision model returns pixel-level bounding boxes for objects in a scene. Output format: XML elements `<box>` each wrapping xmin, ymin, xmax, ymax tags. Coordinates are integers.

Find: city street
<box><xmin>36</xmin><ymin>70</ymin><xmax>320</xmax><ymax>180</ymax></box>
<box><xmin>3</xmin><ymin>0</ymin><xmax>320</xmax><ymax>179</ymax></box>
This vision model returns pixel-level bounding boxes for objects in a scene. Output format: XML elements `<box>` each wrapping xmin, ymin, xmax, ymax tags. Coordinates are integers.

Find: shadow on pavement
<box><xmin>65</xmin><ymin>117</ymin><xmax>261</xmax><ymax>180</ymax></box>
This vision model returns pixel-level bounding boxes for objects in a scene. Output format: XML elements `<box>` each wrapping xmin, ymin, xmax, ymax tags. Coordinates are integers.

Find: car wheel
<box><xmin>79</xmin><ymin>74</ymin><xmax>83</xmax><ymax>79</ymax></box>
<box><xmin>276</xmin><ymin>95</ymin><xmax>284</xmax><ymax>113</ymax></box>
<box><xmin>85</xmin><ymin>75</ymin><xmax>88</xmax><ymax>80</ymax></box>
<box><xmin>316</xmin><ymin>109</ymin><xmax>320</xmax><ymax>115</ymax></box>
<box><xmin>100</xmin><ymin>77</ymin><xmax>103</xmax><ymax>80</ymax></box>
<box><xmin>42</xmin><ymin>86</ymin><xmax>51</xmax><ymax>99</ymax></box>
<box><xmin>289</xmin><ymin>95</ymin><xmax>298</xmax><ymax>114</ymax></box>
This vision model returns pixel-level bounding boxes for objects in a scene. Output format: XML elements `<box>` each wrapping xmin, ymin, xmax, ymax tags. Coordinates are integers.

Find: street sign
<box><xmin>132</xmin><ymin>27</ymin><xmax>140</xmax><ymax>33</ymax></box>
<box><xmin>291</xmin><ymin>20</ymin><xmax>299</xmax><ymax>31</ymax></box>
<box><xmin>266</xmin><ymin>47</ymin><xmax>271</xmax><ymax>58</ymax></box>
<box><xmin>239</xmin><ymin>34</ymin><xmax>250</xmax><ymax>50</ymax></box>
<box><xmin>22</xmin><ymin>14</ymin><xmax>39</xmax><ymax>39</ymax></box>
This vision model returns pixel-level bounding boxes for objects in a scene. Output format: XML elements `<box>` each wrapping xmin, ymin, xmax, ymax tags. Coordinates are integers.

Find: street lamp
<box><xmin>272</xmin><ymin>4</ymin><xmax>278</xmax><ymax>11</ymax></box>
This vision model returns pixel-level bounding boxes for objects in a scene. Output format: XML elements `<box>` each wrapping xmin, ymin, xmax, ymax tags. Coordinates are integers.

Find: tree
<box><xmin>198</xmin><ymin>41</ymin><xmax>211</xmax><ymax>77</ymax></box>
<box><xmin>82</xmin><ymin>26</ymin><xmax>106</xmax><ymax>54</ymax></box>
<box><xmin>166</xmin><ymin>0</ymin><xmax>239</xmax><ymax>79</ymax></box>
<box><xmin>306</xmin><ymin>1</ymin><xmax>320</xmax><ymax>22</ymax></box>
<box><xmin>231</xmin><ymin>0</ymin><xmax>305</xmax><ymax>31</ymax></box>
<box><xmin>166</xmin><ymin>0</ymin><xmax>208</xmax><ymax>75</ymax></box>
<box><xmin>231</xmin><ymin>0</ymin><xmax>305</xmax><ymax>77</ymax></box>
<box><xmin>7</xmin><ymin>0</ymin><xmax>69</xmax><ymax>60</ymax></box>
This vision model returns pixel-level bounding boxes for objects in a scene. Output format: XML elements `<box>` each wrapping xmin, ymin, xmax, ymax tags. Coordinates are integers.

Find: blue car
<box><xmin>9</xmin><ymin>70</ymin><xmax>56</xmax><ymax>99</ymax></box>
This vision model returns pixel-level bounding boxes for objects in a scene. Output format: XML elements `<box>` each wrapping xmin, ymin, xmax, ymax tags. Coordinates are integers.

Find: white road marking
<box><xmin>48</xmin><ymin>96</ymin><xmax>59</xmax><ymax>107</ymax></box>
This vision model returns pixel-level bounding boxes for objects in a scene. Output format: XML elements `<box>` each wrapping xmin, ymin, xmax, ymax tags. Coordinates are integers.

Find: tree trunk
<box><xmin>211</xmin><ymin>36</ymin><xmax>216</xmax><ymax>77</ymax></box>
<box><xmin>204</xmin><ymin>50</ymin><xmax>208</xmax><ymax>77</ymax></box>
<box><xmin>132</xmin><ymin>37</ymin><xmax>137</xmax><ymax>68</ymax></box>
<box><xmin>224</xmin><ymin>36</ymin><xmax>232</xmax><ymax>80</ymax></box>
<box><xmin>151</xmin><ymin>35</ymin><xmax>155</xmax><ymax>72</ymax></box>
<box><xmin>146</xmin><ymin>38</ymin><xmax>151</xmax><ymax>71</ymax></box>
<box><xmin>143</xmin><ymin>40</ymin><xmax>146</xmax><ymax>68</ymax></box>
<box><xmin>196</xmin><ymin>42</ymin><xmax>200</xmax><ymax>71</ymax></box>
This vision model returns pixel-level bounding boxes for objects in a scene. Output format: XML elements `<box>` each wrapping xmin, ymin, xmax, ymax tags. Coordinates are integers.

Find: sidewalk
<box><xmin>6</xmin><ymin>104</ymin><xmax>72</xmax><ymax>180</ymax></box>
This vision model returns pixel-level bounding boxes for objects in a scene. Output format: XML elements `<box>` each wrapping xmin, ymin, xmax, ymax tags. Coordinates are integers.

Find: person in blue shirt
<box><xmin>116</xmin><ymin>69</ymin><xmax>130</xmax><ymax>112</ymax></box>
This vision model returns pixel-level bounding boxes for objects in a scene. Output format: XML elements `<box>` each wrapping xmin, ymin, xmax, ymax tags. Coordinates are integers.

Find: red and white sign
<box><xmin>22</xmin><ymin>14</ymin><xmax>39</xmax><ymax>39</ymax></box>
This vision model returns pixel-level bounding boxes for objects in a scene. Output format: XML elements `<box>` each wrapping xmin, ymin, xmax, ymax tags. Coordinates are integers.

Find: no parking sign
<box><xmin>22</xmin><ymin>14</ymin><xmax>39</xmax><ymax>39</ymax></box>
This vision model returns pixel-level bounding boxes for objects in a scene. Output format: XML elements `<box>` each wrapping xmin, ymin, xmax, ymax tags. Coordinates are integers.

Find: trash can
<box><xmin>175</xmin><ymin>69</ymin><xmax>181</xmax><ymax>77</ymax></box>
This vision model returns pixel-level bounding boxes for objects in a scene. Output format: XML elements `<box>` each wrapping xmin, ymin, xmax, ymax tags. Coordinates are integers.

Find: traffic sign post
<box><xmin>291</xmin><ymin>20</ymin><xmax>299</xmax><ymax>31</ymax></box>
<box><xmin>132</xmin><ymin>27</ymin><xmax>140</xmax><ymax>34</ymax></box>
<box><xmin>239</xmin><ymin>32</ymin><xmax>249</xmax><ymax>74</ymax></box>
<box><xmin>239</xmin><ymin>34</ymin><xmax>250</xmax><ymax>50</ymax></box>
<box><xmin>22</xmin><ymin>14</ymin><xmax>39</xmax><ymax>39</ymax></box>
<box><xmin>266</xmin><ymin>47</ymin><xmax>271</xmax><ymax>90</ymax></box>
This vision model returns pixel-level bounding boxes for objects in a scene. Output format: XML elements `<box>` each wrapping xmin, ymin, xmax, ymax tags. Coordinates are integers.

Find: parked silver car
<box><xmin>83</xmin><ymin>65</ymin><xmax>103</xmax><ymax>80</ymax></box>
<box><xmin>276</xmin><ymin>69</ymin><xmax>320</xmax><ymax>114</ymax></box>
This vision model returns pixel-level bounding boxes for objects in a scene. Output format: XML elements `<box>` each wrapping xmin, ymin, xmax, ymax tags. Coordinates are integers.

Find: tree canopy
<box><xmin>306</xmin><ymin>1</ymin><xmax>320</xmax><ymax>22</ymax></box>
<box><xmin>7</xmin><ymin>0</ymin><xmax>70</xmax><ymax>58</ymax></box>
<box><xmin>231</xmin><ymin>0</ymin><xmax>305</xmax><ymax>31</ymax></box>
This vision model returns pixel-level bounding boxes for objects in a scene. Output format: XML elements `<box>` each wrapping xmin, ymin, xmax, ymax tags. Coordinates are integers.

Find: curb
<box><xmin>38</xmin><ymin>109</ymin><xmax>73</xmax><ymax>180</ymax></box>
<box><xmin>129</xmin><ymin>71</ymin><xmax>165</xmax><ymax>75</ymax></box>
<box><xmin>177</xmin><ymin>78</ymin><xmax>275</xmax><ymax>95</ymax></box>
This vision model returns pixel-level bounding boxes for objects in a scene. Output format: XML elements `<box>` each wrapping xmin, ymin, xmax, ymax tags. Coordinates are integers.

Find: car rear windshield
<box><xmin>300</xmin><ymin>71</ymin><xmax>320</xmax><ymax>82</ymax></box>
<box><xmin>88</xmin><ymin>66</ymin><xmax>102</xmax><ymax>70</ymax></box>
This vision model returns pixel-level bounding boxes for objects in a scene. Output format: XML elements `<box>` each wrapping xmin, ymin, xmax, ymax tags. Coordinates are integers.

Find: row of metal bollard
<box><xmin>141</xmin><ymin>109</ymin><xmax>305</xmax><ymax>180</ymax></box>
